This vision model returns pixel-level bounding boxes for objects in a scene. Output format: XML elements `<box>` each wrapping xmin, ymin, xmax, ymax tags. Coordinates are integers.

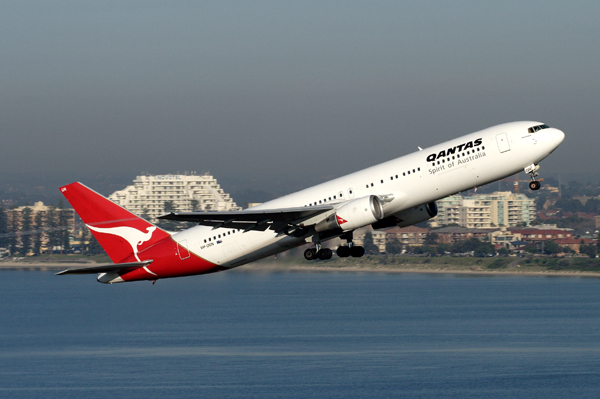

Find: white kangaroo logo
<box><xmin>88</xmin><ymin>225</ymin><xmax>157</xmax><ymax>262</ymax></box>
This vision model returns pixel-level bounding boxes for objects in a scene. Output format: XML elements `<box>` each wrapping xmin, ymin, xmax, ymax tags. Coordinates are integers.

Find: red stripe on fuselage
<box><xmin>116</xmin><ymin>237</ymin><xmax>224</xmax><ymax>282</ymax></box>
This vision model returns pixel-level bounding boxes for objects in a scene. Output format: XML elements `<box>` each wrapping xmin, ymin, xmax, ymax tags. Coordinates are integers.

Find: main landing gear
<box><xmin>303</xmin><ymin>247</ymin><xmax>333</xmax><ymax>260</ymax></box>
<box><xmin>337</xmin><ymin>231</ymin><xmax>365</xmax><ymax>258</ymax></box>
<box><xmin>303</xmin><ymin>231</ymin><xmax>366</xmax><ymax>261</ymax></box>
<box><xmin>525</xmin><ymin>163</ymin><xmax>541</xmax><ymax>191</ymax></box>
<box><xmin>336</xmin><ymin>245</ymin><xmax>365</xmax><ymax>258</ymax></box>
<box><xmin>304</xmin><ymin>243</ymin><xmax>333</xmax><ymax>261</ymax></box>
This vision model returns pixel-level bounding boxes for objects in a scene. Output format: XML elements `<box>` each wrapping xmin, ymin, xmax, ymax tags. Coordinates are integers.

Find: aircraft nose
<box><xmin>552</xmin><ymin>129</ymin><xmax>565</xmax><ymax>147</ymax></box>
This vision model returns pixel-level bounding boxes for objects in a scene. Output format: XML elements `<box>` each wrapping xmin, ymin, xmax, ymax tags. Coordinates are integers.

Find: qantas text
<box><xmin>426</xmin><ymin>138</ymin><xmax>483</xmax><ymax>162</ymax></box>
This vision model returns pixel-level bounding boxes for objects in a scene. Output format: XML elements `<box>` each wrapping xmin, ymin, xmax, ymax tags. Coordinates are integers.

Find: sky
<box><xmin>1</xmin><ymin>1</ymin><xmax>599</xmax><ymax>202</ymax></box>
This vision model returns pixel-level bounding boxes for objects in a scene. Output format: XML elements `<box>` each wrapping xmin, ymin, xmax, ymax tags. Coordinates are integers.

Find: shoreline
<box><xmin>3</xmin><ymin>260</ymin><xmax>600</xmax><ymax>278</ymax></box>
<box><xmin>235</xmin><ymin>263</ymin><xmax>600</xmax><ymax>278</ymax></box>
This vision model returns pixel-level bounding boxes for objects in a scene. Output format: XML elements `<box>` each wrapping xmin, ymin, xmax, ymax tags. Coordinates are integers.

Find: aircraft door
<box><xmin>496</xmin><ymin>132</ymin><xmax>510</xmax><ymax>153</ymax></box>
<box><xmin>176</xmin><ymin>239</ymin><xmax>190</xmax><ymax>260</ymax></box>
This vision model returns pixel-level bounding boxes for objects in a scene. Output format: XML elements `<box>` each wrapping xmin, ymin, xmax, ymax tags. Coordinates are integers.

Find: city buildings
<box><xmin>3</xmin><ymin>202</ymin><xmax>76</xmax><ymax>255</ymax></box>
<box><xmin>432</xmin><ymin>191</ymin><xmax>536</xmax><ymax>228</ymax></box>
<box><xmin>108</xmin><ymin>173</ymin><xmax>241</xmax><ymax>222</ymax></box>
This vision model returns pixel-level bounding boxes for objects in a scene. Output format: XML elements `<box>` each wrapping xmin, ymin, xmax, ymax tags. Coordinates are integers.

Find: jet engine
<box><xmin>315</xmin><ymin>195</ymin><xmax>384</xmax><ymax>233</ymax></box>
<box><xmin>371</xmin><ymin>202</ymin><xmax>438</xmax><ymax>230</ymax></box>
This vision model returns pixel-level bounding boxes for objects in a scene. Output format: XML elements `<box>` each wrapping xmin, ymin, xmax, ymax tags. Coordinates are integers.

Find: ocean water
<box><xmin>1</xmin><ymin>269</ymin><xmax>600</xmax><ymax>398</ymax></box>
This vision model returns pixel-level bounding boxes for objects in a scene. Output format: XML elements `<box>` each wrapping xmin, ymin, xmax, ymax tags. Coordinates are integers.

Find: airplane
<box><xmin>57</xmin><ymin>121</ymin><xmax>565</xmax><ymax>283</ymax></box>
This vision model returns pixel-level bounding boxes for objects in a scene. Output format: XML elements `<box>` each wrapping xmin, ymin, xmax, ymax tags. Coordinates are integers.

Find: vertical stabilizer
<box><xmin>60</xmin><ymin>182</ymin><xmax>171</xmax><ymax>263</ymax></box>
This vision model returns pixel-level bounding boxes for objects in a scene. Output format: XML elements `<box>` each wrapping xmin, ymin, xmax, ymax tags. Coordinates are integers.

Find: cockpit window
<box><xmin>528</xmin><ymin>124</ymin><xmax>550</xmax><ymax>133</ymax></box>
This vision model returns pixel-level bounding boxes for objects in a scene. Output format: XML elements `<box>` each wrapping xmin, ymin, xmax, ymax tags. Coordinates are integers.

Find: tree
<box><xmin>543</xmin><ymin>240</ymin><xmax>561</xmax><ymax>256</ymax></box>
<box><xmin>140</xmin><ymin>207</ymin><xmax>151</xmax><ymax>222</ymax></box>
<box><xmin>473</xmin><ymin>241</ymin><xmax>495</xmax><ymax>257</ymax></box>
<box><xmin>424</xmin><ymin>232</ymin><xmax>439</xmax><ymax>245</ymax></box>
<box><xmin>524</xmin><ymin>244</ymin><xmax>540</xmax><ymax>254</ymax></box>
<box><xmin>386</xmin><ymin>236</ymin><xmax>404</xmax><ymax>254</ymax></box>
<box><xmin>561</xmin><ymin>245</ymin><xmax>575</xmax><ymax>254</ymax></box>
<box><xmin>584</xmin><ymin>198</ymin><xmax>600</xmax><ymax>214</ymax></box>
<box><xmin>158</xmin><ymin>201</ymin><xmax>179</xmax><ymax>231</ymax></box>
<box><xmin>0</xmin><ymin>207</ymin><xmax>7</xmax><ymax>249</ymax></box>
<box><xmin>46</xmin><ymin>205</ymin><xmax>57</xmax><ymax>254</ymax></box>
<box><xmin>79</xmin><ymin>225</ymin><xmax>88</xmax><ymax>253</ymax></box>
<box><xmin>435</xmin><ymin>243</ymin><xmax>451</xmax><ymax>256</ymax></box>
<box><xmin>554</xmin><ymin>199</ymin><xmax>584</xmax><ymax>213</ymax></box>
<box><xmin>8</xmin><ymin>210</ymin><xmax>19</xmax><ymax>256</ymax></box>
<box><xmin>421</xmin><ymin>245</ymin><xmax>439</xmax><ymax>256</ymax></box>
<box><xmin>88</xmin><ymin>234</ymin><xmax>105</xmax><ymax>255</ymax></box>
<box><xmin>451</xmin><ymin>237</ymin><xmax>482</xmax><ymax>254</ymax></box>
<box><xmin>20</xmin><ymin>207</ymin><xmax>33</xmax><ymax>256</ymax></box>
<box><xmin>580</xmin><ymin>244</ymin><xmax>597</xmax><ymax>259</ymax></box>
<box><xmin>362</xmin><ymin>231</ymin><xmax>379</xmax><ymax>254</ymax></box>
<box><xmin>57</xmin><ymin>208</ymin><xmax>70</xmax><ymax>254</ymax></box>
<box><xmin>33</xmin><ymin>211</ymin><xmax>43</xmax><ymax>256</ymax></box>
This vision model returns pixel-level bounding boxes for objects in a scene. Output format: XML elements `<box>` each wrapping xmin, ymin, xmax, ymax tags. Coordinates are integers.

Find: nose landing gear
<box><xmin>525</xmin><ymin>164</ymin><xmax>541</xmax><ymax>191</ymax></box>
<box><xmin>529</xmin><ymin>180</ymin><xmax>541</xmax><ymax>191</ymax></box>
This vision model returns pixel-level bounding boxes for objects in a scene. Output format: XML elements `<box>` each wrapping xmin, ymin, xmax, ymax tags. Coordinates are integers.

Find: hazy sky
<box><xmin>1</xmin><ymin>1</ymin><xmax>598</xmax><ymax>198</ymax></box>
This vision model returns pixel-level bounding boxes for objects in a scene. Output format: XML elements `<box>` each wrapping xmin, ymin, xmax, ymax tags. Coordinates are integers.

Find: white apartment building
<box><xmin>431</xmin><ymin>191</ymin><xmax>536</xmax><ymax>228</ymax></box>
<box><xmin>109</xmin><ymin>174</ymin><xmax>240</xmax><ymax>222</ymax></box>
<box><xmin>435</xmin><ymin>195</ymin><xmax>462</xmax><ymax>226</ymax></box>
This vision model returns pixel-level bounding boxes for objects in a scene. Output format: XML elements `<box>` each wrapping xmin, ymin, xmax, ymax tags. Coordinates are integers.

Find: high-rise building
<box><xmin>431</xmin><ymin>191</ymin><xmax>536</xmax><ymax>228</ymax></box>
<box><xmin>108</xmin><ymin>174</ymin><xmax>240</xmax><ymax>222</ymax></box>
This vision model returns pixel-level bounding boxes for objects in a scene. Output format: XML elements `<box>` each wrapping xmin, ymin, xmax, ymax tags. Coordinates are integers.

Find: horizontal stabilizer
<box><xmin>55</xmin><ymin>260</ymin><xmax>153</xmax><ymax>275</ymax></box>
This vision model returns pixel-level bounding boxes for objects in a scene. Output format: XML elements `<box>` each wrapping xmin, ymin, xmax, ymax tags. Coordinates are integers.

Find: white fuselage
<box><xmin>173</xmin><ymin>121</ymin><xmax>564</xmax><ymax>268</ymax></box>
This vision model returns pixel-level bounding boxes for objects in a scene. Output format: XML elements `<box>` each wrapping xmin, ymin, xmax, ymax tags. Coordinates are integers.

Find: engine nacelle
<box><xmin>315</xmin><ymin>195</ymin><xmax>384</xmax><ymax>233</ymax></box>
<box><xmin>371</xmin><ymin>202</ymin><xmax>438</xmax><ymax>229</ymax></box>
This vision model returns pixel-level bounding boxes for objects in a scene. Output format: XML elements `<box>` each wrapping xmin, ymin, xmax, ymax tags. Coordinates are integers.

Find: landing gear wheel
<box><xmin>350</xmin><ymin>246</ymin><xmax>365</xmax><ymax>258</ymax></box>
<box><xmin>317</xmin><ymin>248</ymin><xmax>333</xmax><ymax>260</ymax></box>
<box><xmin>304</xmin><ymin>248</ymin><xmax>317</xmax><ymax>261</ymax></box>
<box><xmin>337</xmin><ymin>246</ymin><xmax>350</xmax><ymax>258</ymax></box>
<box><xmin>529</xmin><ymin>181</ymin><xmax>541</xmax><ymax>191</ymax></box>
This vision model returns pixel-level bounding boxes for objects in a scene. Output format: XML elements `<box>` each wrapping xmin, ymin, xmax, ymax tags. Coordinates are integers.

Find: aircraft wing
<box><xmin>158</xmin><ymin>205</ymin><xmax>334</xmax><ymax>232</ymax></box>
<box><xmin>55</xmin><ymin>260</ymin><xmax>153</xmax><ymax>275</ymax></box>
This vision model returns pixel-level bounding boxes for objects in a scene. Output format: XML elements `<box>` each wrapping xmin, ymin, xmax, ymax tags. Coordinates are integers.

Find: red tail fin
<box><xmin>59</xmin><ymin>182</ymin><xmax>171</xmax><ymax>263</ymax></box>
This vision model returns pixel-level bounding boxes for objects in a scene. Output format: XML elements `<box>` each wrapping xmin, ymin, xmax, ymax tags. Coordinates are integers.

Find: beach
<box><xmin>2</xmin><ymin>256</ymin><xmax>600</xmax><ymax>278</ymax></box>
